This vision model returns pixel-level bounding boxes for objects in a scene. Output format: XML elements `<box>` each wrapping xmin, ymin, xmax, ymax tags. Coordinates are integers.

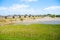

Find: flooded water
<box><xmin>14</xmin><ymin>18</ymin><xmax>60</xmax><ymax>24</ymax></box>
<box><xmin>15</xmin><ymin>20</ymin><xmax>60</xmax><ymax>24</ymax></box>
<box><xmin>38</xmin><ymin>20</ymin><xmax>60</xmax><ymax>24</ymax></box>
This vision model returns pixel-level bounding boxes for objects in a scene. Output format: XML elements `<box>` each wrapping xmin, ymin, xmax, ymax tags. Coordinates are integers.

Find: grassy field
<box><xmin>0</xmin><ymin>24</ymin><xmax>60</xmax><ymax>40</ymax></box>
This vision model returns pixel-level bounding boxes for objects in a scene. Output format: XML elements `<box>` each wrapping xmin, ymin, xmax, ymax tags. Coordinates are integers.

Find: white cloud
<box><xmin>9</xmin><ymin>4</ymin><xmax>29</xmax><ymax>10</ymax></box>
<box><xmin>0</xmin><ymin>7</ymin><xmax>7</xmax><ymax>10</ymax></box>
<box><xmin>0</xmin><ymin>4</ymin><xmax>40</xmax><ymax>15</ymax></box>
<box><xmin>20</xmin><ymin>0</ymin><xmax>38</xmax><ymax>2</ymax></box>
<box><xmin>43</xmin><ymin>6</ymin><xmax>60</xmax><ymax>11</ymax></box>
<box><xmin>43</xmin><ymin>6</ymin><xmax>60</xmax><ymax>14</ymax></box>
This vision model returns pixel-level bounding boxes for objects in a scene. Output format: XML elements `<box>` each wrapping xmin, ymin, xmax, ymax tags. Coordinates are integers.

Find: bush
<box><xmin>20</xmin><ymin>18</ymin><xmax>24</xmax><ymax>21</ymax></box>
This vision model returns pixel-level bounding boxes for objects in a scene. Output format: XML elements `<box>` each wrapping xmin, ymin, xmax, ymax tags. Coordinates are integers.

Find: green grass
<box><xmin>0</xmin><ymin>24</ymin><xmax>60</xmax><ymax>40</ymax></box>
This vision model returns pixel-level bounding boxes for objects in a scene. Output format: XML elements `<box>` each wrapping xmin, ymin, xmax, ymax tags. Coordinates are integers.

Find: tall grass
<box><xmin>0</xmin><ymin>24</ymin><xmax>60</xmax><ymax>40</ymax></box>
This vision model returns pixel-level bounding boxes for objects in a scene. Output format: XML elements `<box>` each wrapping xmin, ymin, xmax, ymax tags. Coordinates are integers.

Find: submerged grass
<box><xmin>0</xmin><ymin>24</ymin><xmax>60</xmax><ymax>40</ymax></box>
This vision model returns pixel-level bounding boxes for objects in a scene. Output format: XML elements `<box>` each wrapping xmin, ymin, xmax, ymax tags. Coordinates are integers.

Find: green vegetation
<box><xmin>0</xmin><ymin>24</ymin><xmax>60</xmax><ymax>40</ymax></box>
<box><xmin>56</xmin><ymin>15</ymin><xmax>60</xmax><ymax>17</ymax></box>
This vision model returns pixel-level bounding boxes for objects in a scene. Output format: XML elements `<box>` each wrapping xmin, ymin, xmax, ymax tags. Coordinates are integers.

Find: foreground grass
<box><xmin>0</xmin><ymin>24</ymin><xmax>60</xmax><ymax>40</ymax></box>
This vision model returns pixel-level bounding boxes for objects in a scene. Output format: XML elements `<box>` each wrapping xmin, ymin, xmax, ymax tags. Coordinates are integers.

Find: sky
<box><xmin>0</xmin><ymin>0</ymin><xmax>60</xmax><ymax>15</ymax></box>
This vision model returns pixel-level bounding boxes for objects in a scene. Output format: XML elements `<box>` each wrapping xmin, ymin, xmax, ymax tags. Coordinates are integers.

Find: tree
<box><xmin>19</xmin><ymin>15</ymin><xmax>21</xmax><ymax>18</ymax></box>
<box><xmin>50</xmin><ymin>15</ymin><xmax>56</xmax><ymax>18</ymax></box>
<box><xmin>24</xmin><ymin>14</ymin><xmax>27</xmax><ymax>18</ymax></box>
<box><xmin>47</xmin><ymin>14</ymin><xmax>51</xmax><ymax>17</ymax></box>
<box><xmin>13</xmin><ymin>16</ymin><xmax>15</xmax><ymax>19</ymax></box>
<box><xmin>28</xmin><ymin>14</ymin><xmax>31</xmax><ymax>17</ymax></box>
<box><xmin>56</xmin><ymin>15</ymin><xmax>60</xmax><ymax>17</ymax></box>
<box><xmin>5</xmin><ymin>16</ymin><xmax>7</xmax><ymax>19</ymax></box>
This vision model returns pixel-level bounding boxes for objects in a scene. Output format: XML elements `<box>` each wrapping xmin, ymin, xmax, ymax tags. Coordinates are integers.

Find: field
<box><xmin>0</xmin><ymin>24</ymin><xmax>60</xmax><ymax>40</ymax></box>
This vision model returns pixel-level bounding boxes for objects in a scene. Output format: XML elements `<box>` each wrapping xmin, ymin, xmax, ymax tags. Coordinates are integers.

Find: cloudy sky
<box><xmin>0</xmin><ymin>0</ymin><xmax>60</xmax><ymax>15</ymax></box>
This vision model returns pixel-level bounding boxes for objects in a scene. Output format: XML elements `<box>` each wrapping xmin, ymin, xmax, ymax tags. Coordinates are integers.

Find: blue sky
<box><xmin>0</xmin><ymin>0</ymin><xmax>60</xmax><ymax>15</ymax></box>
